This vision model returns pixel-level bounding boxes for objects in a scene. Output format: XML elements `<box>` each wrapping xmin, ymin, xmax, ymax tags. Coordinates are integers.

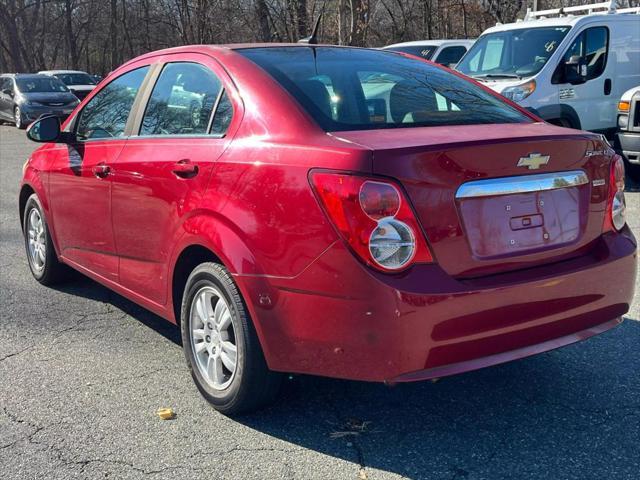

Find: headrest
<box><xmin>298</xmin><ymin>79</ymin><xmax>332</xmax><ymax>118</ymax></box>
<box><xmin>389</xmin><ymin>80</ymin><xmax>437</xmax><ymax>123</ymax></box>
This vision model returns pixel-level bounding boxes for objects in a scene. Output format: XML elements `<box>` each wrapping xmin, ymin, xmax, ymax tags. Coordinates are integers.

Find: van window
<box><xmin>559</xmin><ymin>27</ymin><xmax>609</xmax><ymax>82</ymax></box>
<box><xmin>458</xmin><ymin>27</ymin><xmax>571</xmax><ymax>79</ymax></box>
<box><xmin>240</xmin><ymin>47</ymin><xmax>530</xmax><ymax>132</ymax></box>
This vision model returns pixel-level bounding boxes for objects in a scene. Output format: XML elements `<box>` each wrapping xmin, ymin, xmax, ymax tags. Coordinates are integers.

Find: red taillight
<box><xmin>310</xmin><ymin>171</ymin><xmax>433</xmax><ymax>272</ymax></box>
<box><xmin>603</xmin><ymin>156</ymin><xmax>626</xmax><ymax>232</ymax></box>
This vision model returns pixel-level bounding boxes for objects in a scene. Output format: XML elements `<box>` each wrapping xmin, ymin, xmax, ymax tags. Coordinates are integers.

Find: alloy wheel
<box><xmin>189</xmin><ymin>286</ymin><xmax>238</xmax><ymax>390</ymax></box>
<box><xmin>27</xmin><ymin>208</ymin><xmax>46</xmax><ymax>272</ymax></box>
<box><xmin>14</xmin><ymin>107</ymin><xmax>21</xmax><ymax>129</ymax></box>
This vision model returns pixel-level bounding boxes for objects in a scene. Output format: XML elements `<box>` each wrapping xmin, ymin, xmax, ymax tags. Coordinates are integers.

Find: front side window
<box><xmin>76</xmin><ymin>66</ymin><xmax>149</xmax><ymax>140</ymax></box>
<box><xmin>434</xmin><ymin>46</ymin><xmax>468</xmax><ymax>66</ymax></box>
<box><xmin>457</xmin><ymin>27</ymin><xmax>571</xmax><ymax>79</ymax></box>
<box><xmin>140</xmin><ymin>62</ymin><xmax>224</xmax><ymax>136</ymax></box>
<box><xmin>240</xmin><ymin>47</ymin><xmax>529</xmax><ymax>132</ymax></box>
<box><xmin>560</xmin><ymin>27</ymin><xmax>609</xmax><ymax>81</ymax></box>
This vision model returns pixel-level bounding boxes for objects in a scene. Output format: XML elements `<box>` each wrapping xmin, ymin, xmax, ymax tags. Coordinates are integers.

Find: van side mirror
<box><xmin>2</xmin><ymin>88</ymin><xmax>12</xmax><ymax>96</ymax></box>
<box><xmin>26</xmin><ymin>115</ymin><xmax>62</xmax><ymax>143</ymax></box>
<box><xmin>564</xmin><ymin>55</ymin><xmax>588</xmax><ymax>84</ymax></box>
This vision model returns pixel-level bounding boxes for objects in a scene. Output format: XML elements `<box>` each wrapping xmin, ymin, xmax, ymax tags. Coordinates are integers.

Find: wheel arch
<box><xmin>536</xmin><ymin>104</ymin><xmax>582</xmax><ymax>130</ymax></box>
<box><xmin>18</xmin><ymin>183</ymin><xmax>35</xmax><ymax>232</ymax></box>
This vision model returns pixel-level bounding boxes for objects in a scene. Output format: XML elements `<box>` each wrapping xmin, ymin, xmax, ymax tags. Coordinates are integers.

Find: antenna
<box><xmin>298</xmin><ymin>7</ymin><xmax>324</xmax><ymax>44</ymax></box>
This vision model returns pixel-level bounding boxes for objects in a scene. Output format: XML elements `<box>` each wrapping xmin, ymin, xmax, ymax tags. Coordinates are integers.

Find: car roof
<box><xmin>39</xmin><ymin>70</ymin><xmax>89</xmax><ymax>75</ymax></box>
<box><xmin>4</xmin><ymin>73</ymin><xmax>52</xmax><ymax>79</ymax></box>
<box><xmin>383</xmin><ymin>39</ymin><xmax>475</xmax><ymax>48</ymax></box>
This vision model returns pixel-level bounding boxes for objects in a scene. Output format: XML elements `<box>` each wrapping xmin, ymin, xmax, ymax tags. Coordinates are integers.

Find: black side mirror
<box><xmin>26</xmin><ymin>115</ymin><xmax>63</xmax><ymax>143</ymax></box>
<box><xmin>564</xmin><ymin>55</ymin><xmax>588</xmax><ymax>84</ymax></box>
<box><xmin>2</xmin><ymin>88</ymin><xmax>12</xmax><ymax>96</ymax></box>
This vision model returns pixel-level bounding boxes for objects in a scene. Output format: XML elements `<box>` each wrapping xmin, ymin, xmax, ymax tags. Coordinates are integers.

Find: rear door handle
<box><xmin>172</xmin><ymin>159</ymin><xmax>198</xmax><ymax>178</ymax></box>
<box><xmin>92</xmin><ymin>163</ymin><xmax>111</xmax><ymax>178</ymax></box>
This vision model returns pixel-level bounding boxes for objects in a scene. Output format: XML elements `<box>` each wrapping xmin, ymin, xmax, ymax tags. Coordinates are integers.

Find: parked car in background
<box><xmin>615</xmin><ymin>85</ymin><xmax>640</xmax><ymax>181</ymax></box>
<box><xmin>456</xmin><ymin>2</ymin><xmax>640</xmax><ymax>136</ymax></box>
<box><xmin>20</xmin><ymin>44</ymin><xmax>636</xmax><ymax>415</ymax></box>
<box><xmin>90</xmin><ymin>74</ymin><xmax>103</xmax><ymax>84</ymax></box>
<box><xmin>0</xmin><ymin>73</ymin><xmax>79</xmax><ymax>129</ymax></box>
<box><xmin>38</xmin><ymin>70</ymin><xmax>97</xmax><ymax>100</ymax></box>
<box><xmin>383</xmin><ymin>39</ymin><xmax>475</xmax><ymax>66</ymax></box>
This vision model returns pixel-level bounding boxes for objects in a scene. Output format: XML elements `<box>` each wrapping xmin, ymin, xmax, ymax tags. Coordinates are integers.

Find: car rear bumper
<box><xmin>238</xmin><ymin>228</ymin><xmax>637</xmax><ymax>383</ymax></box>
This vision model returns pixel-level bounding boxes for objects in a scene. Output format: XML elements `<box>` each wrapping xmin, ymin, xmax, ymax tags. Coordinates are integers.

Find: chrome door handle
<box><xmin>172</xmin><ymin>159</ymin><xmax>198</xmax><ymax>178</ymax></box>
<box><xmin>92</xmin><ymin>163</ymin><xmax>111</xmax><ymax>178</ymax></box>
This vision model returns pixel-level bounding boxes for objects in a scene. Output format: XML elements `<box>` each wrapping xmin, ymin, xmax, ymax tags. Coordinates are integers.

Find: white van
<box><xmin>456</xmin><ymin>1</ymin><xmax>640</xmax><ymax>136</ymax></box>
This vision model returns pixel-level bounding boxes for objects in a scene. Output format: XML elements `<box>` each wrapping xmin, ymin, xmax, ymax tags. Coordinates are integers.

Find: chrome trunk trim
<box><xmin>455</xmin><ymin>170</ymin><xmax>589</xmax><ymax>199</ymax></box>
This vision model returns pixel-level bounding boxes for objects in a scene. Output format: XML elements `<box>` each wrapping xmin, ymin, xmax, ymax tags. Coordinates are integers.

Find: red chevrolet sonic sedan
<box><xmin>20</xmin><ymin>45</ymin><xmax>637</xmax><ymax>414</ymax></box>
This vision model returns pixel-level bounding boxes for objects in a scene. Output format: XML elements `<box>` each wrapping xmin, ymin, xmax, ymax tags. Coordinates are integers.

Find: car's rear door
<box><xmin>110</xmin><ymin>54</ymin><xmax>239</xmax><ymax>305</ymax></box>
<box><xmin>48</xmin><ymin>65</ymin><xmax>151</xmax><ymax>281</ymax></box>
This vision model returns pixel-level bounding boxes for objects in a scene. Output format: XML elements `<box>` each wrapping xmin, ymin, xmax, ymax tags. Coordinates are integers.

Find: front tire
<box><xmin>23</xmin><ymin>194</ymin><xmax>69</xmax><ymax>285</ymax></box>
<box><xmin>181</xmin><ymin>262</ymin><xmax>282</xmax><ymax>415</ymax></box>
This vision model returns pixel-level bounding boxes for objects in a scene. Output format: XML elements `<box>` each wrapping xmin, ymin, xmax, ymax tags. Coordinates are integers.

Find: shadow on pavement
<box><xmin>53</xmin><ymin>276</ymin><xmax>640</xmax><ymax>479</ymax></box>
<box><xmin>52</xmin><ymin>276</ymin><xmax>182</xmax><ymax>346</ymax></box>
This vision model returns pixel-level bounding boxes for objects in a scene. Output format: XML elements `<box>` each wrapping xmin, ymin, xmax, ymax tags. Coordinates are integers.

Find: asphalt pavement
<box><xmin>1</xmin><ymin>124</ymin><xmax>638</xmax><ymax>480</ymax></box>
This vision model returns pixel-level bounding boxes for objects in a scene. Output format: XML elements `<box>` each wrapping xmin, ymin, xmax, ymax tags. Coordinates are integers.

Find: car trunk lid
<box><xmin>332</xmin><ymin>122</ymin><xmax>610</xmax><ymax>278</ymax></box>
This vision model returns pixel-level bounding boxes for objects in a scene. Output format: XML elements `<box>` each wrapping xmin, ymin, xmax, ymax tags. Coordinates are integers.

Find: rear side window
<box><xmin>434</xmin><ymin>46</ymin><xmax>467</xmax><ymax>66</ymax></box>
<box><xmin>140</xmin><ymin>62</ymin><xmax>231</xmax><ymax>136</ymax></box>
<box><xmin>76</xmin><ymin>66</ymin><xmax>149</xmax><ymax>140</ymax></box>
<box><xmin>239</xmin><ymin>47</ymin><xmax>529</xmax><ymax>132</ymax></box>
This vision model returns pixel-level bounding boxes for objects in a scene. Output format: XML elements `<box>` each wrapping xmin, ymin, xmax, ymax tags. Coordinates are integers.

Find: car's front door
<box><xmin>556</xmin><ymin>26</ymin><xmax>612</xmax><ymax>132</ymax></box>
<box><xmin>48</xmin><ymin>65</ymin><xmax>151</xmax><ymax>282</ymax></box>
<box><xmin>110</xmin><ymin>56</ymin><xmax>237</xmax><ymax>305</ymax></box>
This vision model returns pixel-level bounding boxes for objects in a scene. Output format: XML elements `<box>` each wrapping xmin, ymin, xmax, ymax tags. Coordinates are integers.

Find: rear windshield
<box><xmin>239</xmin><ymin>47</ymin><xmax>530</xmax><ymax>132</ymax></box>
<box><xmin>56</xmin><ymin>73</ymin><xmax>96</xmax><ymax>86</ymax></box>
<box><xmin>384</xmin><ymin>45</ymin><xmax>437</xmax><ymax>60</ymax></box>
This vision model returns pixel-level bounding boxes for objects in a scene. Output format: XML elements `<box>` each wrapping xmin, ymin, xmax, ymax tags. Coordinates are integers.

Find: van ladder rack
<box><xmin>524</xmin><ymin>1</ymin><xmax>640</xmax><ymax>21</ymax></box>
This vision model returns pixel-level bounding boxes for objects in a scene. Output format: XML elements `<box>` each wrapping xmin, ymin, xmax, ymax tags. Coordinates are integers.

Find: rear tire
<box><xmin>181</xmin><ymin>262</ymin><xmax>282</xmax><ymax>415</ymax></box>
<box><xmin>23</xmin><ymin>194</ymin><xmax>70</xmax><ymax>285</ymax></box>
<box><xmin>14</xmin><ymin>106</ymin><xmax>24</xmax><ymax>129</ymax></box>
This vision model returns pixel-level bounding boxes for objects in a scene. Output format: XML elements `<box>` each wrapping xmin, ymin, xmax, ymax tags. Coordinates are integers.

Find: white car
<box><xmin>38</xmin><ymin>70</ymin><xmax>97</xmax><ymax>101</ymax></box>
<box><xmin>383</xmin><ymin>39</ymin><xmax>476</xmax><ymax>67</ymax></box>
<box><xmin>456</xmin><ymin>1</ymin><xmax>640</xmax><ymax>135</ymax></box>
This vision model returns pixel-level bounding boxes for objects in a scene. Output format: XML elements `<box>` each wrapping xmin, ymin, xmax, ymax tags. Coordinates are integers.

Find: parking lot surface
<box><xmin>1</xmin><ymin>124</ymin><xmax>638</xmax><ymax>480</ymax></box>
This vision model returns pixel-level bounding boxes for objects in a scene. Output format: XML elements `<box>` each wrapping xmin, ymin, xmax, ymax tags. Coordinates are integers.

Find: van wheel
<box><xmin>23</xmin><ymin>194</ymin><xmax>70</xmax><ymax>285</ymax></box>
<box><xmin>623</xmin><ymin>158</ymin><xmax>640</xmax><ymax>183</ymax></box>
<box><xmin>181</xmin><ymin>262</ymin><xmax>282</xmax><ymax>415</ymax></box>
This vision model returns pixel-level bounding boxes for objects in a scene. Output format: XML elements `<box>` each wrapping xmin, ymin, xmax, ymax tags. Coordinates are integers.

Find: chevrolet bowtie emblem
<box><xmin>518</xmin><ymin>152</ymin><xmax>550</xmax><ymax>170</ymax></box>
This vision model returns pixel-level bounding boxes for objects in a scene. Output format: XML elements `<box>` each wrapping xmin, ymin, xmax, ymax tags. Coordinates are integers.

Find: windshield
<box><xmin>56</xmin><ymin>73</ymin><xmax>95</xmax><ymax>86</ymax></box>
<box><xmin>457</xmin><ymin>26</ymin><xmax>570</xmax><ymax>79</ymax></box>
<box><xmin>384</xmin><ymin>45</ymin><xmax>437</xmax><ymax>60</ymax></box>
<box><xmin>16</xmin><ymin>77</ymin><xmax>69</xmax><ymax>93</ymax></box>
<box><xmin>239</xmin><ymin>47</ymin><xmax>530</xmax><ymax>132</ymax></box>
